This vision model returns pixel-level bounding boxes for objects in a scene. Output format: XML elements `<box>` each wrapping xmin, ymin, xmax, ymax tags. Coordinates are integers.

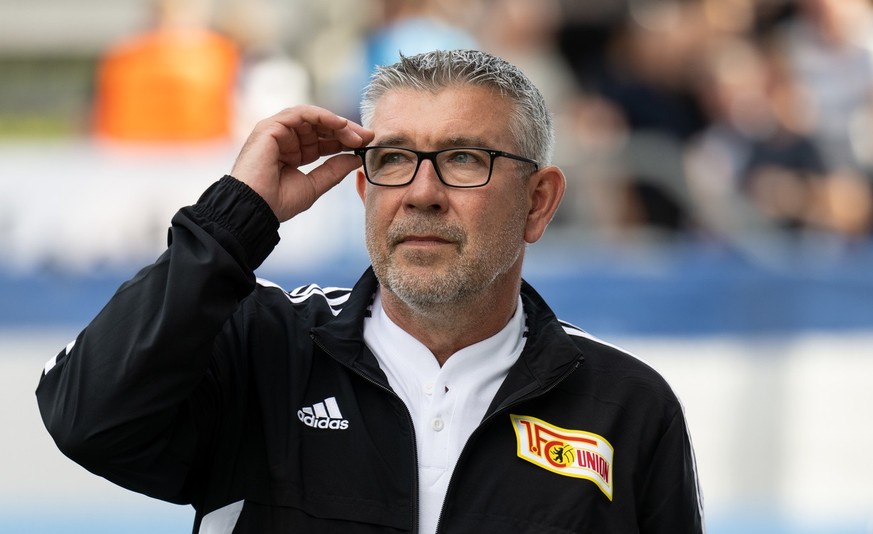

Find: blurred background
<box><xmin>1</xmin><ymin>0</ymin><xmax>872</xmax><ymax>532</ymax></box>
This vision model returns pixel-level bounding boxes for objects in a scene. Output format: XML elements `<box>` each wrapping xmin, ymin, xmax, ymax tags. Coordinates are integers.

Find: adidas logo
<box><xmin>297</xmin><ymin>396</ymin><xmax>350</xmax><ymax>430</ymax></box>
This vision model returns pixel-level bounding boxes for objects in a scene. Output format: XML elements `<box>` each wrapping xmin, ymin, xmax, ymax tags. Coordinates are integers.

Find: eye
<box><xmin>379</xmin><ymin>149</ymin><xmax>415</xmax><ymax>166</ymax></box>
<box><xmin>444</xmin><ymin>149</ymin><xmax>488</xmax><ymax>167</ymax></box>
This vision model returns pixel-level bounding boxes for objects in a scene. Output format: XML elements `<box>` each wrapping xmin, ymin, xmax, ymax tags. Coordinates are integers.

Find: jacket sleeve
<box><xmin>638</xmin><ymin>406</ymin><xmax>706</xmax><ymax>533</ymax></box>
<box><xmin>35</xmin><ymin>175</ymin><xmax>279</xmax><ymax>504</ymax></box>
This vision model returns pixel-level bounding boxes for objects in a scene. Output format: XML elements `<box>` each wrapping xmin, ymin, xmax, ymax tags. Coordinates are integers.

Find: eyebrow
<box><xmin>372</xmin><ymin>134</ymin><xmax>493</xmax><ymax>149</ymax></box>
<box><xmin>372</xmin><ymin>134</ymin><xmax>411</xmax><ymax>147</ymax></box>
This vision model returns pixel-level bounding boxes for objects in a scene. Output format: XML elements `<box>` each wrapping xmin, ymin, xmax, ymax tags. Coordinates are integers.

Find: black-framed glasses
<box><xmin>354</xmin><ymin>146</ymin><xmax>539</xmax><ymax>188</ymax></box>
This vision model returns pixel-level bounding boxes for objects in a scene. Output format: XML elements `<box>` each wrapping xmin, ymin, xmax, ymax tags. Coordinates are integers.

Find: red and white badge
<box><xmin>511</xmin><ymin>414</ymin><xmax>614</xmax><ymax>500</ymax></box>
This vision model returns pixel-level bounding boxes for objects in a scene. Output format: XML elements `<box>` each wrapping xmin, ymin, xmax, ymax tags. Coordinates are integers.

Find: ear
<box><xmin>356</xmin><ymin>168</ymin><xmax>368</xmax><ymax>203</ymax></box>
<box><xmin>524</xmin><ymin>166</ymin><xmax>566</xmax><ymax>244</ymax></box>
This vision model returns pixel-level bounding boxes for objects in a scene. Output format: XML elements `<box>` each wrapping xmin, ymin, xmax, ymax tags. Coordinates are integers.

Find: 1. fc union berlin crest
<box><xmin>511</xmin><ymin>414</ymin><xmax>614</xmax><ymax>500</ymax></box>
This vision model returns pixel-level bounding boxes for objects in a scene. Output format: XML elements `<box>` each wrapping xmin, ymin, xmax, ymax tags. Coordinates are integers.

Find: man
<box><xmin>37</xmin><ymin>49</ymin><xmax>704</xmax><ymax>533</ymax></box>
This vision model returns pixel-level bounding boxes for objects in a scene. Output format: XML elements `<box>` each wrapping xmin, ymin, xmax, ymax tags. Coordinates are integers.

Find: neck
<box><xmin>379</xmin><ymin>270</ymin><xmax>522</xmax><ymax>366</ymax></box>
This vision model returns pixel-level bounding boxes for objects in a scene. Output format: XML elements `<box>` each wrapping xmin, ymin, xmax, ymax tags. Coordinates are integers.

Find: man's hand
<box><xmin>230</xmin><ymin>106</ymin><xmax>375</xmax><ymax>222</ymax></box>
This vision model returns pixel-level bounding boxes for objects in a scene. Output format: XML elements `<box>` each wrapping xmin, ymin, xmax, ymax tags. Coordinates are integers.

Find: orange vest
<box><xmin>94</xmin><ymin>28</ymin><xmax>239</xmax><ymax>141</ymax></box>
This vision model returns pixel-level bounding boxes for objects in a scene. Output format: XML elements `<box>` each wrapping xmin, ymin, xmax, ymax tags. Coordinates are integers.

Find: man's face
<box><xmin>357</xmin><ymin>85</ymin><xmax>533</xmax><ymax>309</ymax></box>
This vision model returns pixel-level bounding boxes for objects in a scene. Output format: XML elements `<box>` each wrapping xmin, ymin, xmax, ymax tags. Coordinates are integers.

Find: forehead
<box><xmin>368</xmin><ymin>85</ymin><xmax>516</xmax><ymax>148</ymax></box>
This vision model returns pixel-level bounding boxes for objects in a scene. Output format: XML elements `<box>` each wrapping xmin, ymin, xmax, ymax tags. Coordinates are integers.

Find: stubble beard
<box><xmin>366</xmin><ymin>209</ymin><xmax>528</xmax><ymax>311</ymax></box>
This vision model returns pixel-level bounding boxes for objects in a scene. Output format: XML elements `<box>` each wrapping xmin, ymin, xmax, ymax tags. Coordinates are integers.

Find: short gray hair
<box><xmin>360</xmin><ymin>49</ymin><xmax>554</xmax><ymax>165</ymax></box>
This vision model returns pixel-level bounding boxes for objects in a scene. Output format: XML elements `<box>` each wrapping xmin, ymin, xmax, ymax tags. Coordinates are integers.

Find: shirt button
<box><xmin>423</xmin><ymin>383</ymin><xmax>434</xmax><ymax>395</ymax></box>
<box><xmin>432</xmin><ymin>417</ymin><xmax>445</xmax><ymax>432</ymax></box>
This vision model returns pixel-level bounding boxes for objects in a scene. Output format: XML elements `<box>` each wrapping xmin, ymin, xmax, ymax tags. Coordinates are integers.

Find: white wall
<box><xmin>617</xmin><ymin>333</ymin><xmax>873</xmax><ymax>530</ymax></box>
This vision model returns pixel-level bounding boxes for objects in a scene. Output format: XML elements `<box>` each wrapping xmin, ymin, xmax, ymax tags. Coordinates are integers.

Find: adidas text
<box><xmin>297</xmin><ymin>397</ymin><xmax>349</xmax><ymax>430</ymax></box>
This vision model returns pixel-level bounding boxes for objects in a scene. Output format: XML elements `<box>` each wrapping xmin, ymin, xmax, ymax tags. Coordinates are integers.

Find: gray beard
<box><xmin>367</xmin><ymin>212</ymin><xmax>526</xmax><ymax>311</ymax></box>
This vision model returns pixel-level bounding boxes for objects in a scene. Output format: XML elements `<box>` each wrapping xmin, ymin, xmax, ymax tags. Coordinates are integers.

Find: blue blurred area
<box><xmin>524</xmin><ymin>240</ymin><xmax>873</xmax><ymax>336</ymax></box>
<box><xmin>707</xmin><ymin>515</ymin><xmax>870</xmax><ymax>534</ymax></box>
<box><xmin>0</xmin><ymin>507</ymin><xmax>193</xmax><ymax>534</ymax></box>
<box><xmin>0</xmin><ymin>509</ymin><xmax>867</xmax><ymax>534</ymax></box>
<box><xmin>4</xmin><ymin>240</ymin><xmax>871</xmax><ymax>336</ymax></box>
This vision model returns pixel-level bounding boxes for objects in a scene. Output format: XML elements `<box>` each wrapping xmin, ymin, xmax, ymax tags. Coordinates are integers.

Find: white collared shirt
<box><xmin>363</xmin><ymin>289</ymin><xmax>527</xmax><ymax>534</ymax></box>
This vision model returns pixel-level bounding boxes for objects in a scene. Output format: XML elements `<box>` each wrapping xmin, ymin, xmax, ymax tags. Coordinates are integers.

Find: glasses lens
<box><xmin>436</xmin><ymin>149</ymin><xmax>492</xmax><ymax>187</ymax></box>
<box><xmin>362</xmin><ymin>147</ymin><xmax>494</xmax><ymax>187</ymax></box>
<box><xmin>364</xmin><ymin>147</ymin><xmax>418</xmax><ymax>186</ymax></box>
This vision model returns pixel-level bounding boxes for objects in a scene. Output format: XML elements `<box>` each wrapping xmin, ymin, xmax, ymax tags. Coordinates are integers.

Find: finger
<box><xmin>322</xmin><ymin>120</ymin><xmax>374</xmax><ymax>149</ymax></box>
<box><xmin>276</xmin><ymin>141</ymin><xmax>361</xmax><ymax>173</ymax></box>
<box><xmin>279</xmin><ymin>136</ymin><xmax>365</xmax><ymax>169</ymax></box>
<box><xmin>318</xmin><ymin>138</ymin><xmax>355</xmax><ymax>157</ymax></box>
<box><xmin>271</xmin><ymin>124</ymin><xmax>360</xmax><ymax>169</ymax></box>
<box><xmin>304</xmin><ymin>153</ymin><xmax>365</xmax><ymax>195</ymax></box>
<box><xmin>271</xmin><ymin>105</ymin><xmax>348</xmax><ymax>130</ymax></box>
<box><xmin>272</xmin><ymin>106</ymin><xmax>374</xmax><ymax>148</ymax></box>
<box><xmin>272</xmin><ymin>106</ymin><xmax>356</xmax><ymax>144</ymax></box>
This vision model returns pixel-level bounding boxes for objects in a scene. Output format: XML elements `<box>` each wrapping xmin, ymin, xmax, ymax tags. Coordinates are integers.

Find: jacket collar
<box><xmin>310</xmin><ymin>268</ymin><xmax>584</xmax><ymax>405</ymax></box>
<box><xmin>309</xmin><ymin>267</ymin><xmax>384</xmax><ymax>380</ymax></box>
<box><xmin>485</xmin><ymin>279</ymin><xmax>585</xmax><ymax>414</ymax></box>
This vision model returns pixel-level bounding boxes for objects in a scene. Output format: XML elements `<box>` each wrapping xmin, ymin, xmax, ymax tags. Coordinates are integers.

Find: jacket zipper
<box><xmin>434</xmin><ymin>356</ymin><xmax>584</xmax><ymax>534</ymax></box>
<box><xmin>311</xmin><ymin>334</ymin><xmax>421</xmax><ymax>534</ymax></box>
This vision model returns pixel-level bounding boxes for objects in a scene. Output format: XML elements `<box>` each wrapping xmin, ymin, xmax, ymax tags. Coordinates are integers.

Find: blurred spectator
<box><xmin>770</xmin><ymin>0</ymin><xmax>873</xmax><ymax>172</ymax></box>
<box><xmin>334</xmin><ymin>0</ymin><xmax>480</xmax><ymax>118</ymax></box>
<box><xmin>807</xmin><ymin>169</ymin><xmax>873</xmax><ymax>238</ymax></box>
<box><xmin>549</xmin><ymin>92</ymin><xmax>627</xmax><ymax>237</ymax></box>
<box><xmin>685</xmin><ymin>34</ymin><xmax>872</xmax><ymax>243</ymax></box>
<box><xmin>476</xmin><ymin>0</ymin><xmax>577</xmax><ymax>116</ymax></box>
<box><xmin>552</xmin><ymin>90</ymin><xmax>697</xmax><ymax>240</ymax></box>
<box><xmin>364</xmin><ymin>0</ymin><xmax>478</xmax><ymax>68</ymax></box>
<box><xmin>217</xmin><ymin>0</ymin><xmax>313</xmax><ymax>140</ymax></box>
<box><xmin>593</xmin><ymin>0</ymin><xmax>709</xmax><ymax>142</ymax></box>
<box><xmin>293</xmin><ymin>1</ymin><xmax>370</xmax><ymax>119</ymax></box>
<box><xmin>554</xmin><ymin>2</ymin><xmax>710</xmax><ymax>237</ymax></box>
<box><xmin>92</xmin><ymin>0</ymin><xmax>239</xmax><ymax>142</ymax></box>
<box><xmin>749</xmin><ymin>0</ymin><xmax>798</xmax><ymax>36</ymax></box>
<box><xmin>341</xmin><ymin>0</ymin><xmax>479</xmax><ymax>120</ymax></box>
<box><xmin>555</xmin><ymin>0</ymin><xmax>629</xmax><ymax>90</ymax></box>
<box><xmin>551</xmin><ymin>0</ymin><xmax>873</xmax><ymax>243</ymax></box>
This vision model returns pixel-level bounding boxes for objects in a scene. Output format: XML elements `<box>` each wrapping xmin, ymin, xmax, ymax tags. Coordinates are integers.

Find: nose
<box><xmin>403</xmin><ymin>158</ymin><xmax>448</xmax><ymax>212</ymax></box>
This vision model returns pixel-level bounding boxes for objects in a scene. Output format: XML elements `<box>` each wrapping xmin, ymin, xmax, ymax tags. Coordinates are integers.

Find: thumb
<box><xmin>305</xmin><ymin>153</ymin><xmax>363</xmax><ymax>197</ymax></box>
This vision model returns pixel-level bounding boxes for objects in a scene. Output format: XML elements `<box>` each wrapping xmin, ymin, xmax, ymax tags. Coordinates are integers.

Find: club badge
<box><xmin>511</xmin><ymin>414</ymin><xmax>614</xmax><ymax>500</ymax></box>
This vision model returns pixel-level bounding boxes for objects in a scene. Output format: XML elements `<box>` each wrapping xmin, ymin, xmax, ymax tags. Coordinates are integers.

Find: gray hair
<box><xmin>360</xmin><ymin>49</ymin><xmax>554</xmax><ymax>165</ymax></box>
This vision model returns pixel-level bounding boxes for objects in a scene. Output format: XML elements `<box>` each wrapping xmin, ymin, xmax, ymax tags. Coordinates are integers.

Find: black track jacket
<box><xmin>37</xmin><ymin>176</ymin><xmax>704</xmax><ymax>533</ymax></box>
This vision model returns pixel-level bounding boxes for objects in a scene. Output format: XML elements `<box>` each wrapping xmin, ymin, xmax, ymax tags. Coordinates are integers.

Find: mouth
<box><xmin>397</xmin><ymin>235</ymin><xmax>453</xmax><ymax>247</ymax></box>
<box><xmin>386</xmin><ymin>219</ymin><xmax>466</xmax><ymax>252</ymax></box>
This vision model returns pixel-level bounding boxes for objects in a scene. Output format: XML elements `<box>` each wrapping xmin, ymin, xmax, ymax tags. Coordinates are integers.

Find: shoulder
<box><xmin>249</xmin><ymin>279</ymin><xmax>354</xmax><ymax>318</ymax></box>
<box><xmin>255</xmin><ymin>279</ymin><xmax>353</xmax><ymax>311</ymax></box>
<box><xmin>558</xmin><ymin>320</ymin><xmax>681</xmax><ymax>407</ymax></box>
